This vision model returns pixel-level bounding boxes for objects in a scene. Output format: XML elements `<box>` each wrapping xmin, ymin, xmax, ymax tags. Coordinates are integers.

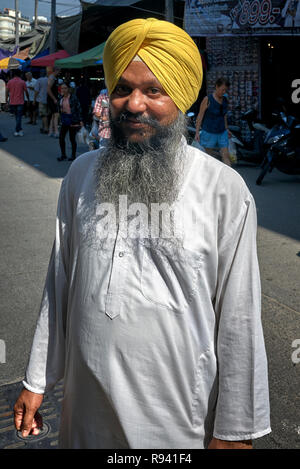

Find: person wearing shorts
<box><xmin>34</xmin><ymin>70</ymin><xmax>49</xmax><ymax>134</ymax></box>
<box><xmin>47</xmin><ymin>67</ymin><xmax>61</xmax><ymax>137</ymax></box>
<box><xmin>194</xmin><ymin>77</ymin><xmax>231</xmax><ymax>166</ymax></box>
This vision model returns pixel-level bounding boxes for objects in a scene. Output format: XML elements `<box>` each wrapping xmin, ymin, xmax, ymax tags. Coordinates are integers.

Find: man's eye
<box><xmin>149</xmin><ymin>88</ymin><xmax>160</xmax><ymax>95</ymax></box>
<box><xmin>115</xmin><ymin>85</ymin><xmax>131</xmax><ymax>95</ymax></box>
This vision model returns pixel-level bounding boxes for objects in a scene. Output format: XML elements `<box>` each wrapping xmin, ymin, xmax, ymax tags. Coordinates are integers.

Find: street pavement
<box><xmin>0</xmin><ymin>110</ymin><xmax>299</xmax><ymax>449</ymax></box>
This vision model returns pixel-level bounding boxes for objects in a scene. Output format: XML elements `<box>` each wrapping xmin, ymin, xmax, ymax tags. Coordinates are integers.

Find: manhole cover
<box><xmin>16</xmin><ymin>422</ymin><xmax>51</xmax><ymax>442</ymax></box>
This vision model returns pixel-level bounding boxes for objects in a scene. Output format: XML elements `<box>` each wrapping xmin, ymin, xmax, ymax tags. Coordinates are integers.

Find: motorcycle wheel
<box><xmin>256</xmin><ymin>161</ymin><xmax>272</xmax><ymax>185</ymax></box>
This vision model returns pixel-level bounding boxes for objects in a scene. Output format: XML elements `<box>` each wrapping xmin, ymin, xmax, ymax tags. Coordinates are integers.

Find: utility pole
<box><xmin>165</xmin><ymin>0</ymin><xmax>174</xmax><ymax>23</ymax></box>
<box><xmin>34</xmin><ymin>0</ymin><xmax>38</xmax><ymax>28</ymax></box>
<box><xmin>50</xmin><ymin>0</ymin><xmax>57</xmax><ymax>53</ymax></box>
<box><xmin>15</xmin><ymin>0</ymin><xmax>19</xmax><ymax>52</ymax></box>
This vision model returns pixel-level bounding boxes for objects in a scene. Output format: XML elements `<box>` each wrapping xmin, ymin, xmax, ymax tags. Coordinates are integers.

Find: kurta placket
<box><xmin>105</xmin><ymin>226</ymin><xmax>129</xmax><ymax>319</ymax></box>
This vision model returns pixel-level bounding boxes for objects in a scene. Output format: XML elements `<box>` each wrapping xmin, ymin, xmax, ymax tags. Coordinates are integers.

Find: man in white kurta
<box><xmin>14</xmin><ymin>18</ymin><xmax>271</xmax><ymax>449</ymax></box>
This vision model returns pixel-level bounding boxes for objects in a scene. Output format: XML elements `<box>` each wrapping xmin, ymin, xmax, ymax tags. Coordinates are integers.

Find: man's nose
<box><xmin>125</xmin><ymin>89</ymin><xmax>147</xmax><ymax>114</ymax></box>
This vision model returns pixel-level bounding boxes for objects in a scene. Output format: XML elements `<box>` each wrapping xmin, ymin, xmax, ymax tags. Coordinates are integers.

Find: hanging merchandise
<box><xmin>205</xmin><ymin>36</ymin><xmax>260</xmax><ymax>139</ymax></box>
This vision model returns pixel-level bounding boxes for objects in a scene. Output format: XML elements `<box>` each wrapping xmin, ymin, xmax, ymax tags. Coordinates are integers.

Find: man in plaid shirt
<box><xmin>93</xmin><ymin>89</ymin><xmax>111</xmax><ymax>143</ymax></box>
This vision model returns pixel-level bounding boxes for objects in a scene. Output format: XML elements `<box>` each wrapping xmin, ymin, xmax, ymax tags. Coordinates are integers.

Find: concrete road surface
<box><xmin>0</xmin><ymin>111</ymin><xmax>299</xmax><ymax>449</ymax></box>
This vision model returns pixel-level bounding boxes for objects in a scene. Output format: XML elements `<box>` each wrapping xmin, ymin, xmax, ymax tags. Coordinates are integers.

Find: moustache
<box><xmin>113</xmin><ymin>111</ymin><xmax>161</xmax><ymax>129</ymax></box>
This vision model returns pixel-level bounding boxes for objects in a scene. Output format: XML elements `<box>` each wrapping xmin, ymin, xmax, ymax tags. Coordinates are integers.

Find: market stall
<box><xmin>0</xmin><ymin>57</ymin><xmax>25</xmax><ymax>71</ymax></box>
<box><xmin>184</xmin><ymin>0</ymin><xmax>300</xmax><ymax>126</ymax></box>
<box><xmin>31</xmin><ymin>50</ymin><xmax>70</xmax><ymax>67</ymax></box>
<box><xmin>54</xmin><ymin>42</ymin><xmax>105</xmax><ymax>69</ymax></box>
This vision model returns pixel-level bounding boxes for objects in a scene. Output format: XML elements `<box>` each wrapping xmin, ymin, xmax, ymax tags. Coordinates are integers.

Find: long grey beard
<box><xmin>94</xmin><ymin>111</ymin><xmax>187</xmax><ymax>209</ymax></box>
<box><xmin>92</xmin><ymin>111</ymin><xmax>188</xmax><ymax>248</ymax></box>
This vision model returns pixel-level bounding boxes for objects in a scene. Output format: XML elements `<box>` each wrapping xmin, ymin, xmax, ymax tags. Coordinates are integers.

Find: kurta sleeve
<box><xmin>213</xmin><ymin>174</ymin><xmax>271</xmax><ymax>441</ymax></box>
<box><xmin>22</xmin><ymin>175</ymin><xmax>72</xmax><ymax>394</ymax></box>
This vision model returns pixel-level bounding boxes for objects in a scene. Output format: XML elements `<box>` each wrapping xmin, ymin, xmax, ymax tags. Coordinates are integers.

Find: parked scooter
<box><xmin>228</xmin><ymin>109</ymin><xmax>270</xmax><ymax>165</ymax></box>
<box><xmin>256</xmin><ymin>112</ymin><xmax>300</xmax><ymax>185</ymax></box>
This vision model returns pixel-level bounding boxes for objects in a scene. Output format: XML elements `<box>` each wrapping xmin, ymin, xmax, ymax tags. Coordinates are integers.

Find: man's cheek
<box><xmin>109</xmin><ymin>98</ymin><xmax>123</xmax><ymax>119</ymax></box>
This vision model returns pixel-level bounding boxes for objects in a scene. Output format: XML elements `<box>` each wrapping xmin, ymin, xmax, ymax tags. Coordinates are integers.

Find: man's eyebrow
<box><xmin>116</xmin><ymin>77</ymin><xmax>162</xmax><ymax>87</ymax></box>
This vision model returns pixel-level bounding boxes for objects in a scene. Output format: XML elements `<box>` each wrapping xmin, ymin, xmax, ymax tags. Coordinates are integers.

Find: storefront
<box><xmin>260</xmin><ymin>35</ymin><xmax>300</xmax><ymax>121</ymax></box>
<box><xmin>185</xmin><ymin>0</ymin><xmax>300</xmax><ymax>130</ymax></box>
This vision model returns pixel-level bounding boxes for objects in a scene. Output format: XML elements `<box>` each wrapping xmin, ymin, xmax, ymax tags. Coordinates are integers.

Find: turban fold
<box><xmin>103</xmin><ymin>18</ymin><xmax>203</xmax><ymax>113</ymax></box>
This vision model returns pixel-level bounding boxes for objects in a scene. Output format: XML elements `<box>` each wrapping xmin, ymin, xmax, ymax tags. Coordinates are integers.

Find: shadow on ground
<box><xmin>0</xmin><ymin>111</ymin><xmax>89</xmax><ymax>180</ymax></box>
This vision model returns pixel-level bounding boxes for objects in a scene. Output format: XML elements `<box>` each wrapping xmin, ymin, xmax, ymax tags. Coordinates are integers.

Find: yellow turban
<box><xmin>103</xmin><ymin>18</ymin><xmax>203</xmax><ymax>113</ymax></box>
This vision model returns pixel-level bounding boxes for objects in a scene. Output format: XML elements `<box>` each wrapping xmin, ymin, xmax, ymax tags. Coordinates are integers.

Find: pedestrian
<box><xmin>194</xmin><ymin>77</ymin><xmax>232</xmax><ymax>166</ymax></box>
<box><xmin>47</xmin><ymin>67</ymin><xmax>60</xmax><ymax>138</ymax></box>
<box><xmin>5</xmin><ymin>69</ymin><xmax>29</xmax><ymax>137</ymax></box>
<box><xmin>24</xmin><ymin>72</ymin><xmax>37</xmax><ymax>125</ymax></box>
<box><xmin>89</xmin><ymin>87</ymin><xmax>110</xmax><ymax>150</ymax></box>
<box><xmin>76</xmin><ymin>78</ymin><xmax>91</xmax><ymax>127</ymax></box>
<box><xmin>34</xmin><ymin>69</ymin><xmax>49</xmax><ymax>134</ymax></box>
<box><xmin>0</xmin><ymin>77</ymin><xmax>6</xmax><ymax>110</ymax></box>
<box><xmin>57</xmin><ymin>81</ymin><xmax>83</xmax><ymax>162</ymax></box>
<box><xmin>13</xmin><ymin>18</ymin><xmax>271</xmax><ymax>449</ymax></box>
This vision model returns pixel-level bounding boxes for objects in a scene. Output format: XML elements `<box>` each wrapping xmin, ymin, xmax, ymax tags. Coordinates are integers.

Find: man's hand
<box><xmin>194</xmin><ymin>132</ymin><xmax>200</xmax><ymax>142</ymax></box>
<box><xmin>208</xmin><ymin>437</ymin><xmax>252</xmax><ymax>449</ymax></box>
<box><xmin>14</xmin><ymin>388</ymin><xmax>44</xmax><ymax>437</ymax></box>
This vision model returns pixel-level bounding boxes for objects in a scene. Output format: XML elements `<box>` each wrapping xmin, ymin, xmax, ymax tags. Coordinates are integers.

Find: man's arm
<box><xmin>93</xmin><ymin>96</ymin><xmax>102</xmax><ymax>118</ymax></box>
<box><xmin>208</xmin><ymin>437</ymin><xmax>252</xmax><ymax>449</ymax></box>
<box><xmin>194</xmin><ymin>96</ymin><xmax>208</xmax><ymax>141</ymax></box>
<box><xmin>47</xmin><ymin>77</ymin><xmax>57</xmax><ymax>103</ymax></box>
<box><xmin>33</xmin><ymin>90</ymin><xmax>39</xmax><ymax>104</ymax></box>
<box><xmin>13</xmin><ymin>175</ymin><xmax>72</xmax><ymax>436</ymax></box>
<box><xmin>33</xmin><ymin>81</ymin><xmax>40</xmax><ymax>104</ymax></box>
<box><xmin>224</xmin><ymin>114</ymin><xmax>232</xmax><ymax>138</ymax></box>
<box><xmin>24</xmin><ymin>82</ymin><xmax>29</xmax><ymax>101</ymax></box>
<box><xmin>212</xmin><ymin>171</ymin><xmax>271</xmax><ymax>445</ymax></box>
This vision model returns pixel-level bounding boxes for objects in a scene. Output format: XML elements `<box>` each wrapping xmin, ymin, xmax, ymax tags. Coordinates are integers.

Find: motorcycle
<box><xmin>186</xmin><ymin>112</ymin><xmax>203</xmax><ymax>146</ymax></box>
<box><xmin>228</xmin><ymin>109</ymin><xmax>270</xmax><ymax>165</ymax></box>
<box><xmin>256</xmin><ymin>112</ymin><xmax>300</xmax><ymax>185</ymax></box>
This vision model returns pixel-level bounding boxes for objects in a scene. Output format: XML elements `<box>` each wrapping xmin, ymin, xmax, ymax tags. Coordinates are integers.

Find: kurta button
<box><xmin>119</xmin><ymin>251</ymin><xmax>124</xmax><ymax>257</ymax></box>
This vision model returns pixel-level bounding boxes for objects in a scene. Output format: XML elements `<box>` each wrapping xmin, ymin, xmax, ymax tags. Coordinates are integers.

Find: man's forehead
<box><xmin>117</xmin><ymin>60</ymin><xmax>163</xmax><ymax>87</ymax></box>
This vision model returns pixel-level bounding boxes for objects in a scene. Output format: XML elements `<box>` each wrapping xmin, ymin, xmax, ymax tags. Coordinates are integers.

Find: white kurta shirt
<box><xmin>23</xmin><ymin>139</ymin><xmax>271</xmax><ymax>448</ymax></box>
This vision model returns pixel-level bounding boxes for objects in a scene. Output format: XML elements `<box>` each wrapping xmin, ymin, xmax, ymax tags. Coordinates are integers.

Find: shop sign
<box><xmin>185</xmin><ymin>0</ymin><xmax>300</xmax><ymax>36</ymax></box>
